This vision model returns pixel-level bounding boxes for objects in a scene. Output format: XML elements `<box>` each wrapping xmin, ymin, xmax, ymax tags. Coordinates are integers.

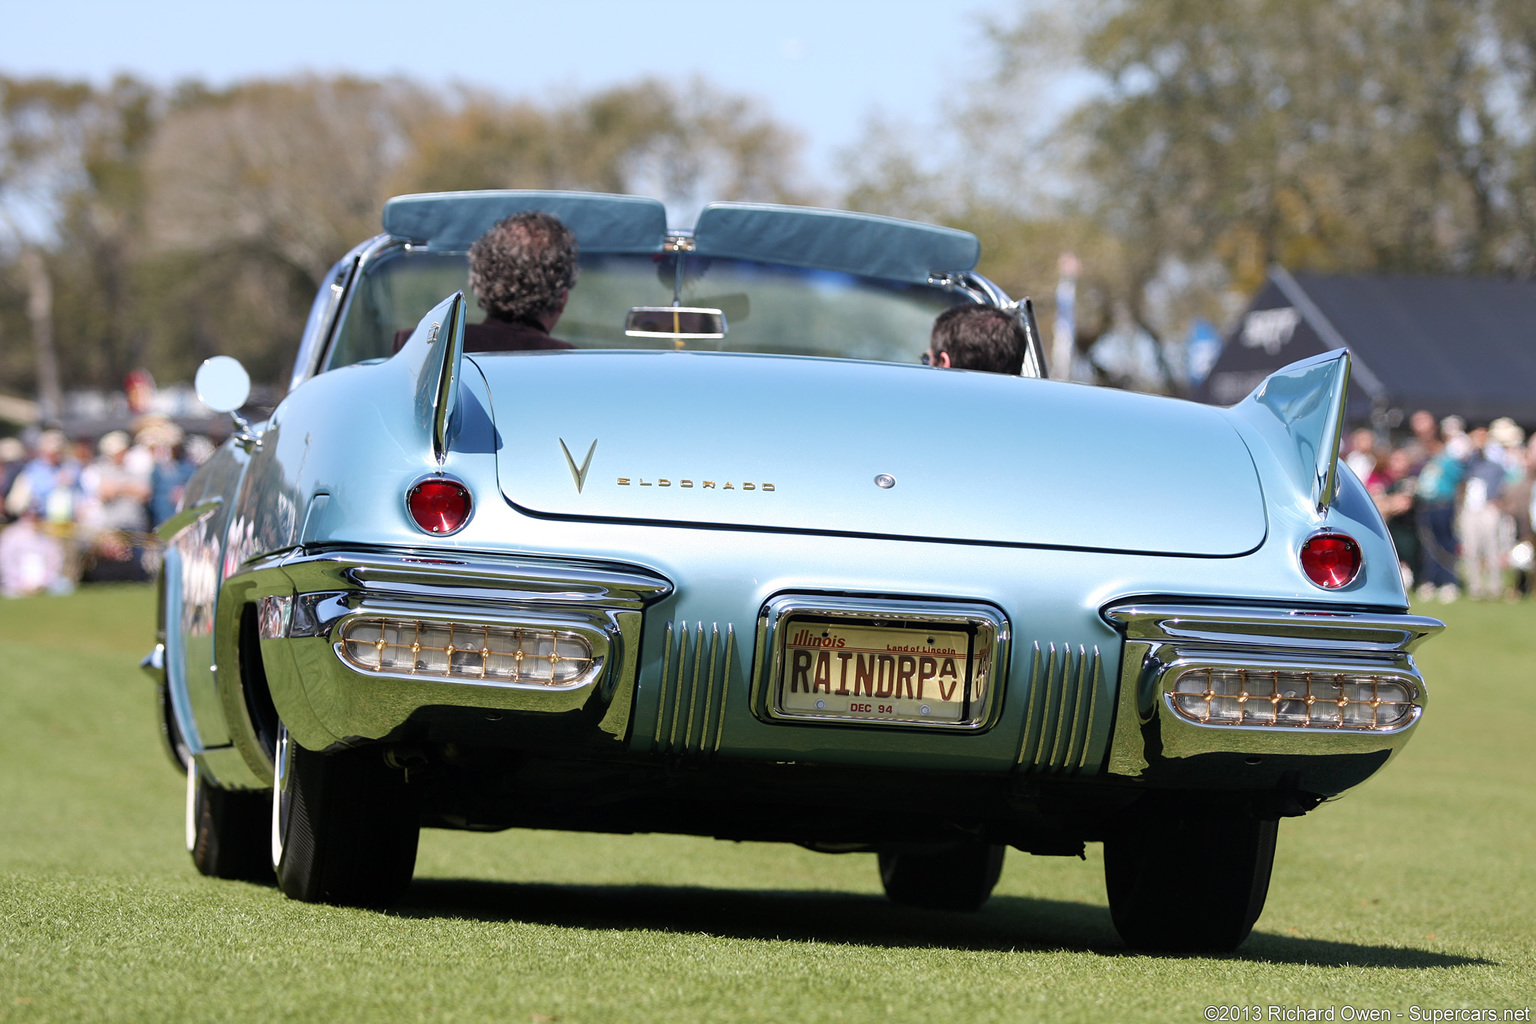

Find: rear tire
<box><xmin>186</xmin><ymin>760</ymin><xmax>273</xmax><ymax>882</ymax></box>
<box><xmin>1104</xmin><ymin>812</ymin><xmax>1277</xmax><ymax>953</ymax></box>
<box><xmin>878</xmin><ymin>843</ymin><xmax>1005</xmax><ymax>911</ymax></box>
<box><xmin>271</xmin><ymin>725</ymin><xmax>420</xmax><ymax>908</ymax></box>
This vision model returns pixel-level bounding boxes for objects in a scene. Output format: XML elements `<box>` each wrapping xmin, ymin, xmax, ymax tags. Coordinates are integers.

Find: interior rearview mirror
<box><xmin>625</xmin><ymin>307</ymin><xmax>727</xmax><ymax>340</ymax></box>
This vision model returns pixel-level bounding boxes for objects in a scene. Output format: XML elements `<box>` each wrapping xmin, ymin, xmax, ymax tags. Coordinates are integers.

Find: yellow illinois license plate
<box><xmin>774</xmin><ymin>616</ymin><xmax>993</xmax><ymax>727</ymax></box>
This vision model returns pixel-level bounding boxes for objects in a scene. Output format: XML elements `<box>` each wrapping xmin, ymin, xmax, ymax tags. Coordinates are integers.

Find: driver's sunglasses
<box><xmin>921</xmin><ymin>352</ymin><xmax>933</xmax><ymax>365</ymax></box>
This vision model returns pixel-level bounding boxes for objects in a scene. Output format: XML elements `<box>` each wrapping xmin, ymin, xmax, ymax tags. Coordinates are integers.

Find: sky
<box><xmin>0</xmin><ymin>0</ymin><xmax>1019</xmax><ymax>186</ymax></box>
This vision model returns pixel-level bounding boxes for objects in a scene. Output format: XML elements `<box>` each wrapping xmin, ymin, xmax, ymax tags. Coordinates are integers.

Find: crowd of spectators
<box><xmin>2</xmin><ymin>403</ymin><xmax>1532</xmax><ymax>605</ymax></box>
<box><xmin>0</xmin><ymin>419</ymin><xmax>213</xmax><ymax>598</ymax></box>
<box><xmin>1347</xmin><ymin>411</ymin><xmax>1536</xmax><ymax>603</ymax></box>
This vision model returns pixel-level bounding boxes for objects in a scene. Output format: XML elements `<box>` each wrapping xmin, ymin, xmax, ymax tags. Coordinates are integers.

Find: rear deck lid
<box><xmin>482</xmin><ymin>351</ymin><xmax>1266</xmax><ymax>555</ymax></box>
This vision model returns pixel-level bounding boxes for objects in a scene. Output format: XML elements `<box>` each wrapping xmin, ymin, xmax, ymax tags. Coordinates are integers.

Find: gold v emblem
<box><xmin>559</xmin><ymin>438</ymin><xmax>598</xmax><ymax>493</ymax></box>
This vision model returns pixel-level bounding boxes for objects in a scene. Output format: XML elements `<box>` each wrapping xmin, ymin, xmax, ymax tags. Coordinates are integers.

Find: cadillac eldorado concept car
<box><xmin>147</xmin><ymin>190</ymin><xmax>1442</xmax><ymax>951</ymax></box>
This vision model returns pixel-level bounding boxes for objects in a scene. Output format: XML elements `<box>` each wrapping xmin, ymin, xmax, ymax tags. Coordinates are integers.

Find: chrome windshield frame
<box><xmin>304</xmin><ymin>242</ymin><xmax>1040</xmax><ymax>381</ymax></box>
<box><xmin>290</xmin><ymin>234</ymin><xmax>396</xmax><ymax>390</ymax></box>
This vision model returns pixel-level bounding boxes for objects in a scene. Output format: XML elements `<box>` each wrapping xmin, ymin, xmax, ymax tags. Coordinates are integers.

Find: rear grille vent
<box><xmin>1016</xmin><ymin>641</ymin><xmax>1102</xmax><ymax>773</ymax></box>
<box><xmin>653</xmin><ymin>621</ymin><xmax>735</xmax><ymax>756</ymax></box>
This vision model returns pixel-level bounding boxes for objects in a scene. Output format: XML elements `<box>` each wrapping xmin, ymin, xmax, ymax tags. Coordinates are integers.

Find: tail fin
<box><xmin>397</xmin><ymin>291</ymin><xmax>467</xmax><ymax>464</ymax></box>
<box><xmin>1228</xmin><ymin>348</ymin><xmax>1352</xmax><ymax>516</ymax></box>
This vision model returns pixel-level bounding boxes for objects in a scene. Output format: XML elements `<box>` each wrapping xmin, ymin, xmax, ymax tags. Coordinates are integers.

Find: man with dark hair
<box><xmin>464</xmin><ymin>210</ymin><xmax>580</xmax><ymax>352</ymax></box>
<box><xmin>925</xmin><ymin>303</ymin><xmax>1026</xmax><ymax>375</ymax></box>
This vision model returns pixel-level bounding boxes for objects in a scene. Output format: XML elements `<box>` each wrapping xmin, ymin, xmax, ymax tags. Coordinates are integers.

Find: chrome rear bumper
<box><xmin>237</xmin><ymin>549</ymin><xmax>672</xmax><ymax>757</ymax></box>
<box><xmin>1102</xmin><ymin>603</ymin><xmax>1443</xmax><ymax>793</ymax></box>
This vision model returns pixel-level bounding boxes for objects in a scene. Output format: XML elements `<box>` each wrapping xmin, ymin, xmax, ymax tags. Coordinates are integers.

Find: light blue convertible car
<box><xmin>148</xmin><ymin>190</ymin><xmax>1442</xmax><ymax>951</ymax></box>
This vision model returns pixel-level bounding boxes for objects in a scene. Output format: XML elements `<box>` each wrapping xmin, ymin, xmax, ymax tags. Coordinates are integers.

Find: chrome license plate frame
<box><xmin>758</xmin><ymin>596</ymin><xmax>1007</xmax><ymax>731</ymax></box>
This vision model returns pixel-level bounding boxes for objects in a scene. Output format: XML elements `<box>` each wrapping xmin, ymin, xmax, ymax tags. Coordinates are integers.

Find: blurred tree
<box><xmin>843</xmin><ymin>0</ymin><xmax>1536</xmax><ymax>392</ymax></box>
<box><xmin>50</xmin><ymin>76</ymin><xmax>159</xmax><ymax>394</ymax></box>
<box><xmin>0</xmin><ymin>76</ymin><xmax>98</xmax><ymax>421</ymax></box>
<box><xmin>144</xmin><ymin>77</ymin><xmax>433</xmax><ymax>289</ymax></box>
<box><xmin>0</xmin><ymin>75</ymin><xmax>167</xmax><ymax>408</ymax></box>
<box><xmin>1071</xmin><ymin>0</ymin><xmax>1536</xmax><ymax>286</ymax></box>
<box><xmin>399</xmin><ymin>78</ymin><xmax>805</xmax><ymax>216</ymax></box>
<box><xmin>835</xmin><ymin>12</ymin><xmax>1178</xmax><ymax>389</ymax></box>
<box><xmin>0</xmin><ymin>74</ymin><xmax>809</xmax><ymax>406</ymax></box>
<box><xmin>138</xmin><ymin>76</ymin><xmax>438</xmax><ymax>383</ymax></box>
<box><xmin>132</xmin><ymin>75</ymin><xmax>804</xmax><ymax>387</ymax></box>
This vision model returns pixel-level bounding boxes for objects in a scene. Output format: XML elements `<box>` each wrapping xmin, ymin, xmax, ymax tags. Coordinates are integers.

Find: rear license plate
<box><xmin>773</xmin><ymin>613</ymin><xmax>996</xmax><ymax>728</ymax></box>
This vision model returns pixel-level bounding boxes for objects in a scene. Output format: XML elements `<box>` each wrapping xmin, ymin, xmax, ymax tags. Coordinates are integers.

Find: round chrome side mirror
<box><xmin>195</xmin><ymin>356</ymin><xmax>251</xmax><ymax>414</ymax></box>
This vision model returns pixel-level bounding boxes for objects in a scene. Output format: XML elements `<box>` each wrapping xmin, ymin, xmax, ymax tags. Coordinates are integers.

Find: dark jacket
<box><xmin>392</xmin><ymin>317</ymin><xmax>574</xmax><ymax>354</ymax></box>
<box><xmin>464</xmin><ymin>317</ymin><xmax>573</xmax><ymax>353</ymax></box>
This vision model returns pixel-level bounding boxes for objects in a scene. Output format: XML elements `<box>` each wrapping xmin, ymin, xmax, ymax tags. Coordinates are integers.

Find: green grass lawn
<box><xmin>2</xmin><ymin>585</ymin><xmax>1532</xmax><ymax>1023</ymax></box>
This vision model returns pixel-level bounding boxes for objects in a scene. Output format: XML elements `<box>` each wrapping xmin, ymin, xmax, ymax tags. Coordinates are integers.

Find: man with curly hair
<box><xmin>465</xmin><ymin>210</ymin><xmax>579</xmax><ymax>352</ymax></box>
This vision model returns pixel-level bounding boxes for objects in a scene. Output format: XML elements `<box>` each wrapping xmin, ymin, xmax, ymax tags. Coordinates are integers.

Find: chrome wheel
<box><xmin>270</xmin><ymin>723</ymin><xmax>292</xmax><ymax>870</ymax></box>
<box><xmin>185</xmin><ymin>758</ymin><xmax>199</xmax><ymax>853</ymax></box>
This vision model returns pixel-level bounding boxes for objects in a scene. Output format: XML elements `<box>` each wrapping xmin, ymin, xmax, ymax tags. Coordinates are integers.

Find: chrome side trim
<box><xmin>713</xmin><ymin>631</ymin><xmax>732</xmax><ymax>754</ymax></box>
<box><xmin>655</xmin><ymin>622</ymin><xmax>673</xmax><ymax>750</ymax></box>
<box><xmin>958</xmin><ymin>270</ymin><xmax>1011</xmax><ymax>308</ymax></box>
<box><xmin>654</xmin><ymin>621</ymin><xmax>735</xmax><ymax>756</ymax></box>
<box><xmin>1017</xmin><ymin>297</ymin><xmax>1047</xmax><ymax>380</ymax></box>
<box><xmin>410</xmin><ymin>292</ymin><xmax>465</xmax><ymax>464</ymax></box>
<box><xmin>1105</xmin><ymin>604</ymin><xmax>1443</xmax><ymax>654</ymax></box>
<box><xmin>1016</xmin><ymin>642</ymin><xmax>1102</xmax><ymax>773</ymax></box>
<box><xmin>321</xmin><ymin>552</ymin><xmax>672</xmax><ymax>611</ymax></box>
<box><xmin>310</xmin><ymin>234</ymin><xmax>396</xmax><ymax>380</ymax></box>
<box><xmin>1018</xmin><ymin>642</ymin><xmax>1046</xmax><ymax>763</ymax></box>
<box><xmin>1061</xmin><ymin>645</ymin><xmax>1100</xmax><ymax>768</ymax></box>
<box><xmin>1313</xmin><ymin>352</ymin><xmax>1351</xmax><ymax>512</ymax></box>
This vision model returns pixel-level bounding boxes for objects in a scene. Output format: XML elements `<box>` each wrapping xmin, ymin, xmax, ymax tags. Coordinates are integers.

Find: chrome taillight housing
<box><xmin>407</xmin><ymin>476</ymin><xmax>472</xmax><ymax>535</ymax></box>
<box><xmin>1300</xmin><ymin>531</ymin><xmax>1361</xmax><ymax>589</ymax></box>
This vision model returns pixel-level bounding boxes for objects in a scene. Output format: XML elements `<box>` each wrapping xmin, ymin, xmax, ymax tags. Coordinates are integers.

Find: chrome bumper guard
<box><xmin>1102</xmin><ymin>603</ymin><xmax>1443</xmax><ymax>782</ymax></box>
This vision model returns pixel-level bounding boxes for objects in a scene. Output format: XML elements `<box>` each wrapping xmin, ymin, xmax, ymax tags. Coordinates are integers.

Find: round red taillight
<box><xmin>407</xmin><ymin>478</ymin><xmax>471</xmax><ymax>535</ymax></box>
<box><xmin>1300</xmin><ymin>532</ymin><xmax>1361</xmax><ymax>589</ymax></box>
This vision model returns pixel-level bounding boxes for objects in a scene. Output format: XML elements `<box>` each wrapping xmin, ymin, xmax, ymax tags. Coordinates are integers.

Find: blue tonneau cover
<box><xmin>383</xmin><ymin>191</ymin><xmax>669</xmax><ymax>253</ymax></box>
<box><xmin>381</xmin><ymin>191</ymin><xmax>981</xmax><ymax>284</ymax></box>
<box><xmin>692</xmin><ymin>202</ymin><xmax>980</xmax><ymax>285</ymax></box>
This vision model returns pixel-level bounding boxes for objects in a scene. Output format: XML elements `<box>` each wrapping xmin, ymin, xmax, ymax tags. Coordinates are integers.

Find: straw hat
<box><xmin>1489</xmin><ymin>417</ymin><xmax>1525</xmax><ymax>449</ymax></box>
<box><xmin>134</xmin><ymin>415</ymin><xmax>183</xmax><ymax>448</ymax></box>
<box><xmin>98</xmin><ymin>430</ymin><xmax>131</xmax><ymax>458</ymax></box>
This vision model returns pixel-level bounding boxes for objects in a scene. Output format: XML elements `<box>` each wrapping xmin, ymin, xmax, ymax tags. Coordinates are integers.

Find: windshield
<box><xmin>324</xmin><ymin>247</ymin><xmax>980</xmax><ymax>371</ymax></box>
